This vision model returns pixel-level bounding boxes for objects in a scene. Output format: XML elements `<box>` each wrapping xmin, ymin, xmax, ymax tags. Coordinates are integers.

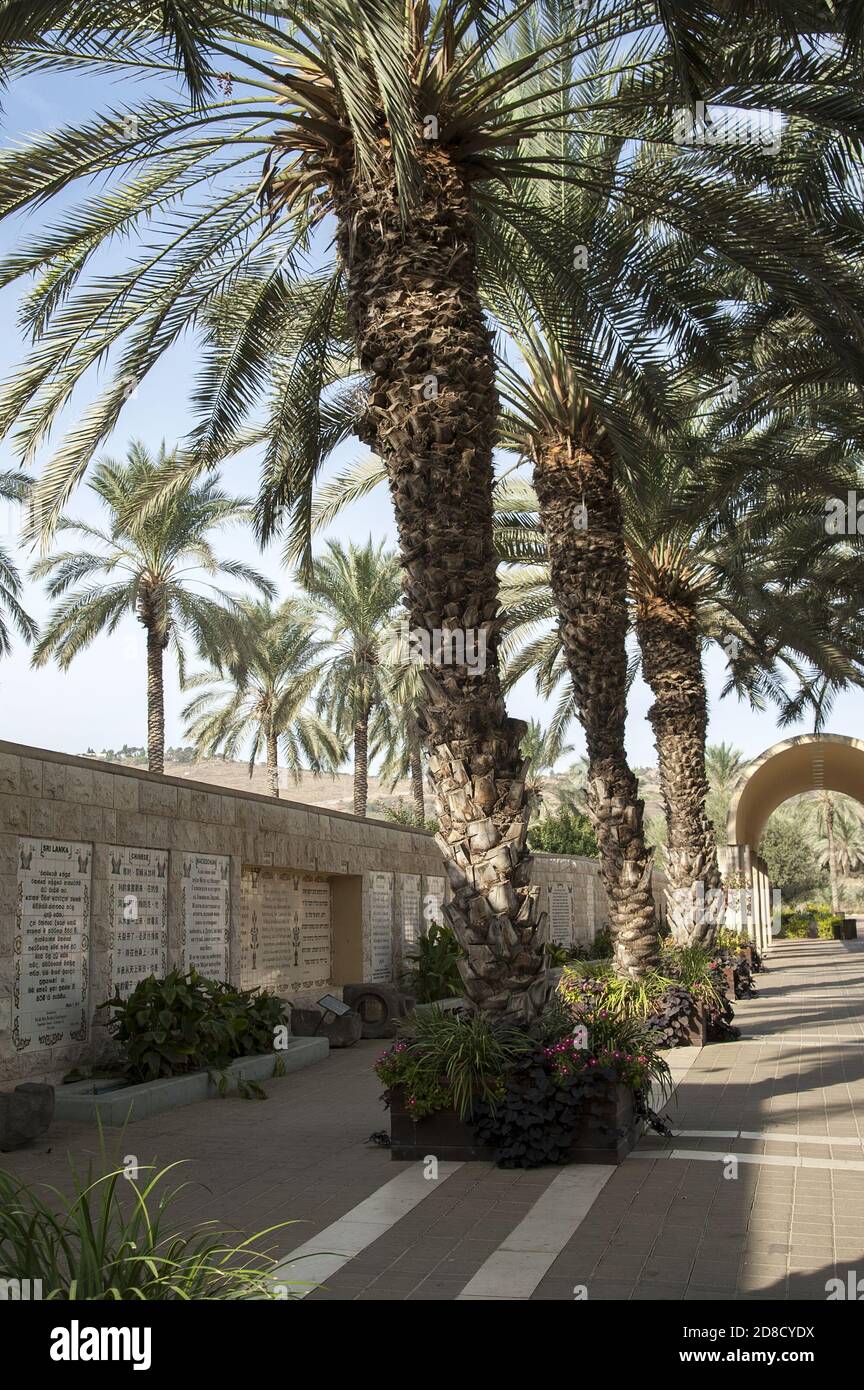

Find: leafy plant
<box><xmin>661</xmin><ymin>941</ymin><xmax>724</xmax><ymax>1008</ymax></box>
<box><xmin>780</xmin><ymin>903</ymin><xmax>844</xmax><ymax>939</ymax></box>
<box><xmin>99</xmin><ymin>970</ymin><xmax>288</xmax><ymax>1083</ymax></box>
<box><xmin>401</xmin><ymin>924</ymin><xmax>464</xmax><ymax>1003</ymax></box>
<box><xmin>471</xmin><ymin>1003</ymin><xmax>671</xmax><ymax>1167</ymax></box>
<box><xmin>558</xmin><ymin>963</ymin><xmax>672</xmax><ymax>1018</ymax></box>
<box><xmin>471</xmin><ymin>1051</ymin><xmax>599</xmax><ymax>1168</ymax></box>
<box><xmin>376</xmin><ymin>1007</ymin><xmax>535</xmax><ymax>1120</ymax></box>
<box><xmin>647</xmin><ymin>986</ymin><xmax>697</xmax><ymax>1048</ymax></box>
<box><xmin>527</xmin><ymin>807</ymin><xmax>598</xmax><ymax>857</ymax></box>
<box><xmin>0</xmin><ymin>1154</ymin><xmax>302</xmax><ymax>1300</ymax></box>
<box><xmin>587</xmin><ymin>926</ymin><xmax>614</xmax><ymax>960</ymax></box>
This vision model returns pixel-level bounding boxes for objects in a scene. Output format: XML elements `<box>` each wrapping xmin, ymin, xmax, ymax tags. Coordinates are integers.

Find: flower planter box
<box><xmin>722</xmin><ymin>964</ymin><xmax>737</xmax><ymax>998</ymax></box>
<box><xmin>684</xmin><ymin>1000</ymin><xmax>708</xmax><ymax>1046</ymax></box>
<box><xmin>388</xmin><ymin>1081</ymin><xmax>639</xmax><ymax>1166</ymax></box>
<box><xmin>738</xmin><ymin>945</ymin><xmax>754</xmax><ymax>968</ymax></box>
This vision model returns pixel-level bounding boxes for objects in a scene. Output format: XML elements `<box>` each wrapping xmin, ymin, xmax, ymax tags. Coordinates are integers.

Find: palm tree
<box><xmin>31</xmin><ymin>443</ymin><xmax>273</xmax><ymax>773</ymax></box>
<box><xmin>182</xmin><ymin>598</ymin><xmax>343</xmax><ymax>796</ymax></box>
<box><xmin>520</xmin><ymin>719</ymin><xmax>573</xmax><ymax>813</ymax></box>
<box><xmin>369</xmin><ymin>664</ymin><xmax>428</xmax><ymax>825</ymax></box>
<box><xmin>812</xmin><ymin>797</ymin><xmax>864</xmax><ymax>884</ymax></box>
<box><xmin>2</xmin><ymin>3</ymin><xmax>863</xmax><ymax>1011</ymax></box>
<box><xmin>305</xmin><ymin>539</ymin><xmax>401</xmax><ymax>817</ymax></box>
<box><xmin>0</xmin><ymin>469</ymin><xmax>36</xmax><ymax>657</ymax></box>
<box><xmin>706</xmin><ymin>742</ymin><xmax>746</xmax><ymax>837</ymax></box>
<box><xmin>706</xmin><ymin>744</ymin><xmax>746</xmax><ymax>800</ymax></box>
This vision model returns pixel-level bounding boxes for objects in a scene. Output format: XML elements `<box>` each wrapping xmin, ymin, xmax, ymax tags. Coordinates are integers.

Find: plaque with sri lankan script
<box><xmin>13</xmin><ymin>837</ymin><xmax>92</xmax><ymax>1051</ymax></box>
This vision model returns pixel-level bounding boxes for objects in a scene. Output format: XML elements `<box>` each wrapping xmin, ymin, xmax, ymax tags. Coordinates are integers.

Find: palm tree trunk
<box><xmin>532</xmin><ymin>436</ymin><xmax>658</xmax><ymax>978</ymax></box>
<box><xmin>636</xmin><ymin>596</ymin><xmax>723</xmax><ymax>946</ymax></box>
<box><xmin>409</xmin><ymin>728</ymin><xmax>426</xmax><ymax>825</ymax></box>
<box><xmin>145</xmin><ymin>626</ymin><xmax>165</xmax><ymax>775</ymax></box>
<box><xmin>353</xmin><ymin>711</ymin><xmax>369</xmax><ymax>818</ymax></box>
<box><xmin>823</xmin><ymin>792</ymin><xmax>840</xmax><ymax>912</ymax></box>
<box><xmin>328</xmin><ymin>146</ymin><xmax>547</xmax><ymax>1021</ymax></box>
<box><xmin>266</xmin><ymin>729</ymin><xmax>280</xmax><ymax>799</ymax></box>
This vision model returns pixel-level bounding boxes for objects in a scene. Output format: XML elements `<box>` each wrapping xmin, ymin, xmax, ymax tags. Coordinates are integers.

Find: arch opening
<box><xmin>724</xmin><ymin>735</ymin><xmax>864</xmax><ymax>953</ymax></box>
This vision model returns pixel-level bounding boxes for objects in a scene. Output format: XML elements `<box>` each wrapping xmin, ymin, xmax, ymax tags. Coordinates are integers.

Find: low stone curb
<box><xmin>53</xmin><ymin>1038</ymin><xmax>329</xmax><ymax>1126</ymax></box>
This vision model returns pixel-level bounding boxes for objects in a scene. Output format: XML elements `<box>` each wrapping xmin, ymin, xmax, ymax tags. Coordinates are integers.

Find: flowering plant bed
<box><xmin>376</xmin><ymin>996</ymin><xmax>669</xmax><ymax>1168</ymax></box>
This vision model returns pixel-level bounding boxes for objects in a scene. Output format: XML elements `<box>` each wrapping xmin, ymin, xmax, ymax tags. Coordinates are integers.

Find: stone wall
<box><xmin>0</xmin><ymin>741</ymin><xmax>665</xmax><ymax>1089</ymax></box>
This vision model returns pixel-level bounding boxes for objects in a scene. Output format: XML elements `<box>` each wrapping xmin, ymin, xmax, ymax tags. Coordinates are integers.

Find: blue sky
<box><xmin>0</xmin><ymin>64</ymin><xmax>858</xmax><ymax>771</ymax></box>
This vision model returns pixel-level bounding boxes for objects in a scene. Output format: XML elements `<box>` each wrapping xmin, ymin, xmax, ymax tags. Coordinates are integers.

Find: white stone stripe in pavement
<box><xmin>631</xmin><ymin>1147</ymin><xmax>864</xmax><ymax>1173</ymax></box>
<box><xmin>675</xmin><ymin>1128</ymin><xmax>864</xmax><ymax>1147</ymax></box>
<box><xmin>456</xmin><ymin>1165</ymin><xmax>614</xmax><ymax>1300</ymax></box>
<box><xmin>271</xmin><ymin>1161</ymin><xmax>464</xmax><ymax>1297</ymax></box>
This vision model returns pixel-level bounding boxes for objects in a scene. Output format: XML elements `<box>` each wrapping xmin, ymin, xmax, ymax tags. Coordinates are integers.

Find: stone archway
<box><xmin>724</xmin><ymin>734</ymin><xmax>864</xmax><ymax>952</ymax></box>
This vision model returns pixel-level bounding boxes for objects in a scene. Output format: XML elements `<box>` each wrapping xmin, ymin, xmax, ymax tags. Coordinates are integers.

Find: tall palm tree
<box><xmin>706</xmin><ymin>744</ymin><xmax>746</xmax><ymax>800</ymax></box>
<box><xmin>31</xmin><ymin>443</ymin><xmax>273</xmax><ymax>772</ymax></box>
<box><xmin>369</xmin><ymin>663</ymin><xmax>428</xmax><ymax>825</ymax></box>
<box><xmin>520</xmin><ymin>718</ymin><xmax>573</xmax><ymax>813</ymax></box>
<box><xmin>0</xmin><ymin>469</ymin><xmax>36</xmax><ymax>656</ymax></box>
<box><xmin>811</xmin><ymin>796</ymin><xmax>864</xmax><ymax>885</ymax></box>
<box><xmin>182</xmin><ymin>598</ymin><xmax>344</xmax><ymax>796</ymax></box>
<box><xmin>305</xmin><ymin>538</ymin><xmax>401</xmax><ymax>816</ymax></box>
<box><xmin>2</xmin><ymin>2</ymin><xmax>863</xmax><ymax>1010</ymax></box>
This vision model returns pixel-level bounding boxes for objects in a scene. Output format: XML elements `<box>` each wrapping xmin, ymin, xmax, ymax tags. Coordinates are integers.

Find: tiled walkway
<box><xmin>4</xmin><ymin>940</ymin><xmax>863</xmax><ymax>1300</ymax></box>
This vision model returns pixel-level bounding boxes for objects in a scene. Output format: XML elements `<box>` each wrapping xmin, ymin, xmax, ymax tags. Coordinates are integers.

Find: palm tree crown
<box><xmin>305</xmin><ymin>537</ymin><xmax>401</xmax><ymax>816</ymax></box>
<box><xmin>182</xmin><ymin>597</ymin><xmax>344</xmax><ymax>796</ymax></box>
<box><xmin>31</xmin><ymin>441</ymin><xmax>274</xmax><ymax>771</ymax></box>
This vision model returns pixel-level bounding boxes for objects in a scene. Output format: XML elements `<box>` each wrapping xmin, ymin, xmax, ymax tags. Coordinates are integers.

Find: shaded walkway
<box><xmin>3</xmin><ymin>942</ymin><xmax>863</xmax><ymax>1300</ymax></box>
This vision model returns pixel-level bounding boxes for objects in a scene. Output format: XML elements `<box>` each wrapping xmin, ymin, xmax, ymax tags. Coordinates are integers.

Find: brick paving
<box><xmin>3</xmin><ymin>939</ymin><xmax>863</xmax><ymax>1300</ymax></box>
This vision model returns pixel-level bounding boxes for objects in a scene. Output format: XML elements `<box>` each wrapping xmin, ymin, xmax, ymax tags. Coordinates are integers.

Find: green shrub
<box><xmin>377</xmin><ymin>1007</ymin><xmax>534</xmax><ymax>1119</ymax></box>
<box><xmin>527</xmin><ymin>807</ymin><xmax>598</xmax><ymax>856</ymax></box>
<box><xmin>779</xmin><ymin>903</ymin><xmax>844</xmax><ymax>940</ymax></box>
<box><xmin>401</xmin><ymin>923</ymin><xmax>464</xmax><ymax>1002</ymax></box>
<box><xmin>587</xmin><ymin>925</ymin><xmax>613</xmax><ymax>959</ymax></box>
<box><xmin>660</xmin><ymin>941</ymin><xmax>724</xmax><ymax>1008</ymax></box>
<box><xmin>99</xmin><ymin>970</ymin><xmax>288</xmax><ymax>1083</ymax></box>
<box><xmin>0</xmin><ymin>1153</ymin><xmax>301</xmax><ymax>1299</ymax></box>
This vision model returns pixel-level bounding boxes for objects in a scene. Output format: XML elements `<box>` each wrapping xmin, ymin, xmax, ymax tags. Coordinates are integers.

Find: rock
<box><xmin>289</xmin><ymin>1005</ymin><xmax>362</xmax><ymax>1048</ymax></box>
<box><xmin>0</xmin><ymin>1082</ymin><xmax>54</xmax><ymax>1151</ymax></box>
<box><xmin>342</xmin><ymin>983</ymin><xmax>416</xmax><ymax>1038</ymax></box>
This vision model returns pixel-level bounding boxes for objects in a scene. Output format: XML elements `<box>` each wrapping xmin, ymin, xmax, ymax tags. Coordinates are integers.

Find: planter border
<box><xmin>388</xmin><ymin>1080</ymin><xmax>638</xmax><ymax>1166</ymax></box>
<box><xmin>53</xmin><ymin>1038</ymin><xmax>329</xmax><ymax>1126</ymax></box>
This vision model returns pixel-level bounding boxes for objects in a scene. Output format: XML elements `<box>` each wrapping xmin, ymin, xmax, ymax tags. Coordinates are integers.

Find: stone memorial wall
<box><xmin>0</xmin><ymin>740</ymin><xmax>666</xmax><ymax>1088</ymax></box>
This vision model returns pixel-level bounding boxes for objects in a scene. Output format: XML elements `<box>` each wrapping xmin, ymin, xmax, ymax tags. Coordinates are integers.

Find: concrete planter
<box><xmin>54</xmin><ymin>1039</ymin><xmax>328</xmax><ymax>1126</ymax></box>
<box><xmin>388</xmin><ymin>1080</ymin><xmax>638</xmax><ymax>1166</ymax></box>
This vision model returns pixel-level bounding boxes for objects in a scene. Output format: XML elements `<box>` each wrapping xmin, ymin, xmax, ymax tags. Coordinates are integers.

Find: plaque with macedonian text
<box><xmin>182</xmin><ymin>853</ymin><xmax>230</xmax><ymax>980</ymax></box>
<box><xmin>13</xmin><ymin>837</ymin><xmax>91</xmax><ymax>1052</ymax></box>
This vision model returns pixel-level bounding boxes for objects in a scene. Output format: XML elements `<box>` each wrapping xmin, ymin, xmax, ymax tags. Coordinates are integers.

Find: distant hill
<box><xmin>83</xmin><ymin>748</ymin><xmax>664</xmax><ymax>823</ymax></box>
